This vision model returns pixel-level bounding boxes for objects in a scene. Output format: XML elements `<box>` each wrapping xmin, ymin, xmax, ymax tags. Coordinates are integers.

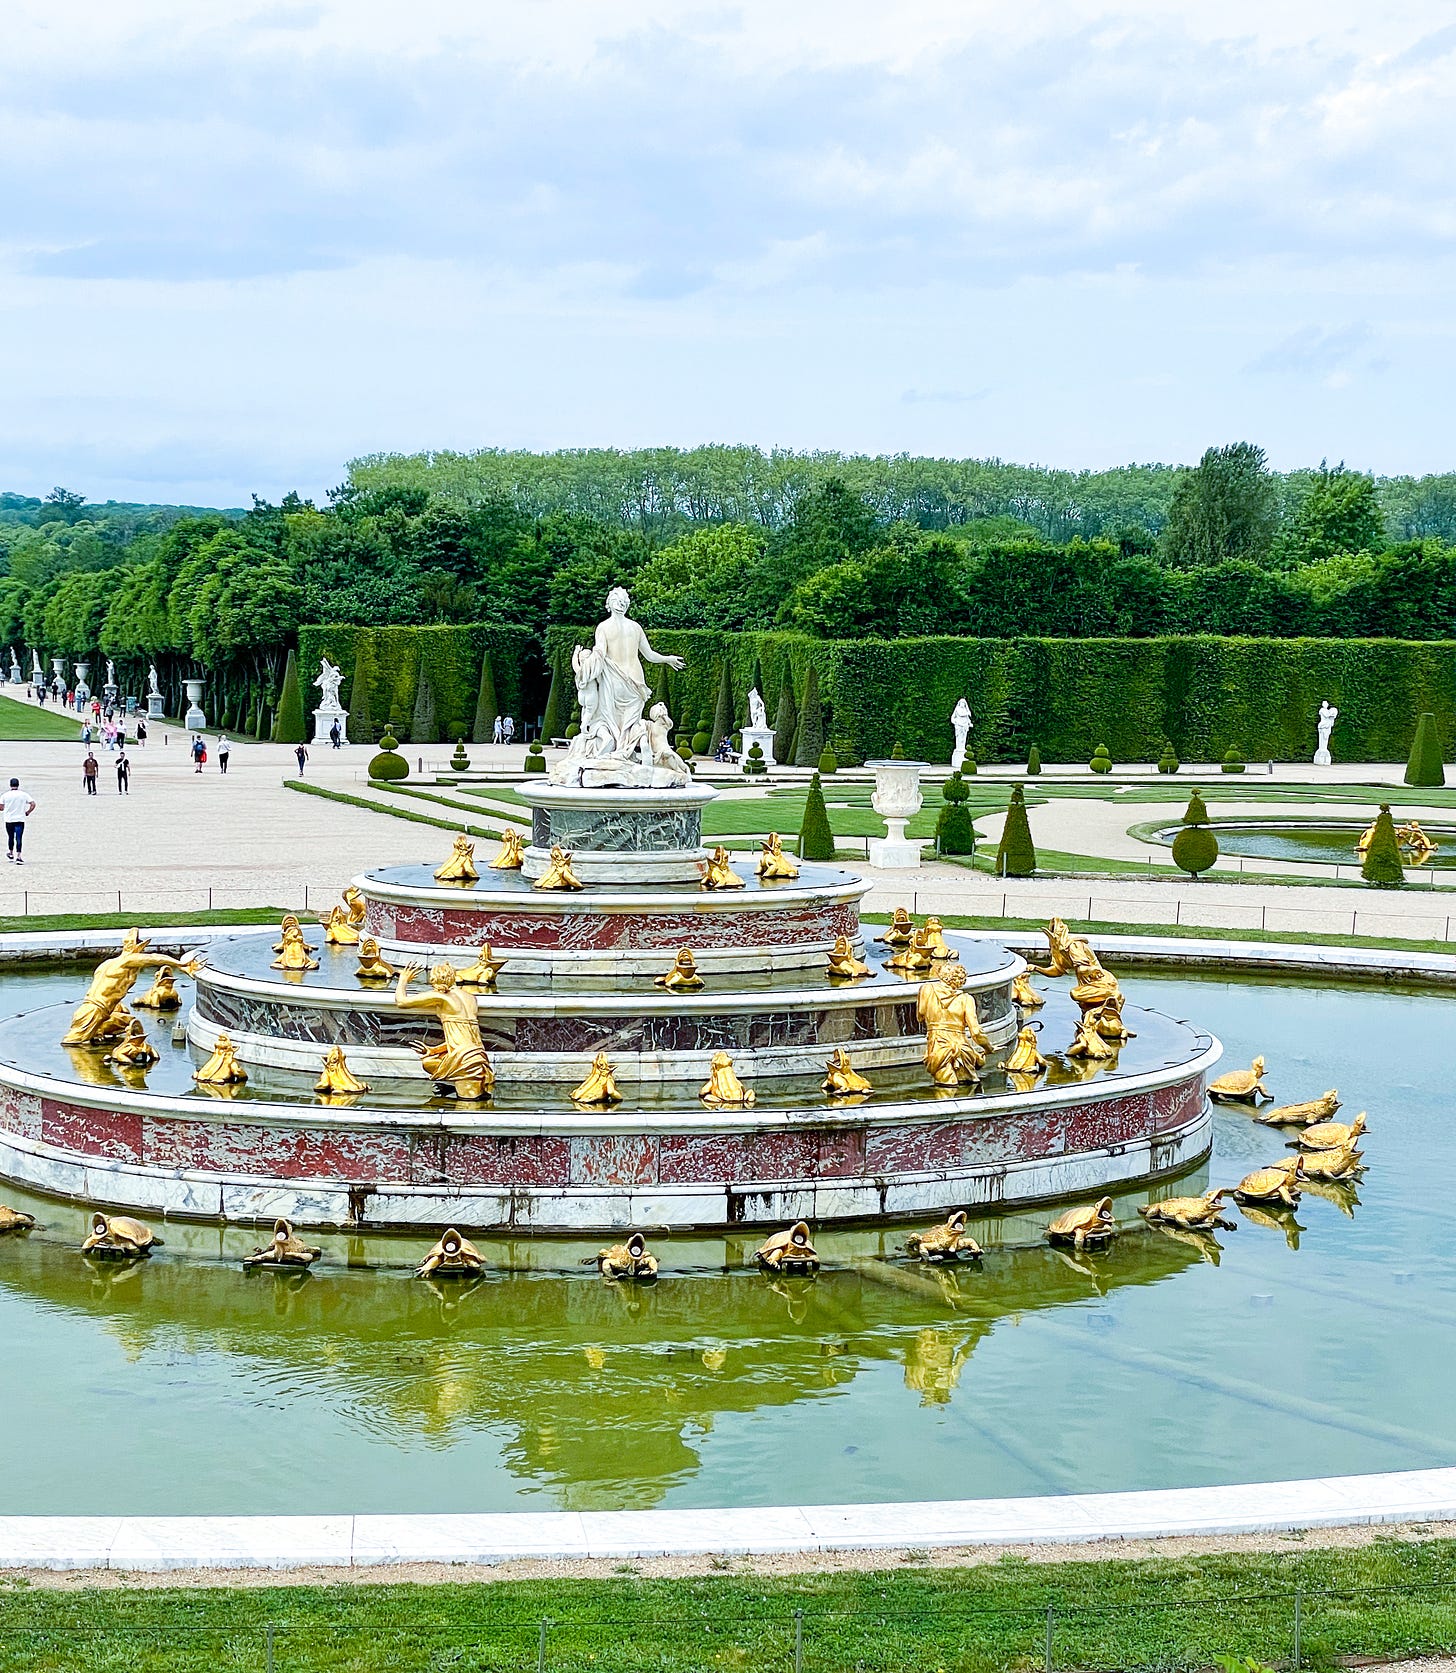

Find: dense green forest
<box><xmin>3</xmin><ymin>444</ymin><xmax>1455</xmax><ymax>732</ymax></box>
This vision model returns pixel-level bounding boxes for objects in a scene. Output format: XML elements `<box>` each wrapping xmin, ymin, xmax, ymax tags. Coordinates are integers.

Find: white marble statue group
<box><xmin>551</xmin><ymin>590</ymin><xmax>690</xmax><ymax>787</ymax></box>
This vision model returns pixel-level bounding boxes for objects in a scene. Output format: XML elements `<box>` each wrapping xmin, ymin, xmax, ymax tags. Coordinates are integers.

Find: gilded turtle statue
<box><xmin>1138</xmin><ymin>1189</ymin><xmax>1236</xmax><ymax>1232</ymax></box>
<box><xmin>756</xmin><ymin>1220</ymin><xmax>819</xmax><ymax>1272</ymax></box>
<box><xmin>0</xmin><ymin>1204</ymin><xmax>36</xmax><ymax>1233</ymax></box>
<box><xmin>1296</xmin><ymin>1112</ymin><xmax>1367</xmax><ymax>1151</ymax></box>
<box><xmin>1297</xmin><ymin>1143</ymin><xmax>1364</xmax><ymax>1182</ymax></box>
<box><xmin>1255</xmin><ymin>1089</ymin><xmax>1340</xmax><ymax>1127</ymax></box>
<box><xmin>1046</xmin><ymin>1196</ymin><xmax>1116</xmax><ymax>1250</ymax></box>
<box><xmin>595</xmin><ymin>1231</ymin><xmax>659</xmax><ymax>1280</ymax></box>
<box><xmin>1232</xmin><ymin>1156</ymin><xmax>1303</xmax><ymax>1207</ymax></box>
<box><xmin>904</xmin><ymin>1210</ymin><xmax>982</xmax><ymax>1263</ymax></box>
<box><xmin>243</xmin><ymin>1218</ymin><xmax>323</xmax><ymax>1269</ymax></box>
<box><xmin>81</xmin><ymin>1212</ymin><xmax>162</xmax><ymax>1259</ymax></box>
<box><xmin>1208</xmin><ymin>1055</ymin><xmax>1271</xmax><ymax>1102</ymax></box>
<box><xmin>416</xmin><ymin>1228</ymin><xmax>485</xmax><ymax>1279</ymax></box>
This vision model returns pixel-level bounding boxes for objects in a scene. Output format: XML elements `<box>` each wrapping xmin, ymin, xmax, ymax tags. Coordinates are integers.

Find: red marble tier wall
<box><xmin>1</xmin><ymin>1075</ymin><xmax>1206</xmax><ymax>1188</ymax></box>
<box><xmin>367</xmin><ymin>899</ymin><xmax>860</xmax><ymax>951</ymax></box>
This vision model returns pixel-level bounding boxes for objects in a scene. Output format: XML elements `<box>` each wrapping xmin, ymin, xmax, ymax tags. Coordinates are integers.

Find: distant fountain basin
<box><xmin>1146</xmin><ymin>818</ymin><xmax>1456</xmax><ymax>870</ymax></box>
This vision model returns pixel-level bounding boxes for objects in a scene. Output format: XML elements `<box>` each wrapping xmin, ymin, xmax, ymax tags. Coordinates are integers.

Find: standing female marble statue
<box><xmin>747</xmin><ymin>687</ymin><xmax>768</xmax><ymax>730</ymax></box>
<box><xmin>1314</xmin><ymin>700</ymin><xmax>1338</xmax><ymax>766</ymax></box>
<box><xmin>950</xmin><ymin>698</ymin><xmax>973</xmax><ymax>772</ymax></box>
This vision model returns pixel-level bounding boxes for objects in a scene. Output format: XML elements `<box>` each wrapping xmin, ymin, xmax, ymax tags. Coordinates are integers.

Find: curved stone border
<box><xmin>2</xmin><ymin>1466</ymin><xmax>1454</xmax><ymax>1569</ymax></box>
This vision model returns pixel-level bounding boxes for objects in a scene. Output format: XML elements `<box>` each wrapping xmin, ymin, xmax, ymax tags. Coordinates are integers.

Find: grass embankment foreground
<box><xmin>7</xmin><ymin>1540</ymin><xmax>1456</xmax><ymax>1671</ymax></box>
<box><xmin>0</xmin><ymin>907</ymin><xmax>287</xmax><ymax>937</ymax></box>
<box><xmin>0</xmin><ymin>690</ymin><xmax>81</xmax><ymax>742</ymax></box>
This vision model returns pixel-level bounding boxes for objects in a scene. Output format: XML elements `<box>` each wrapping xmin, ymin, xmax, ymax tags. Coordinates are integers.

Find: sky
<box><xmin>1</xmin><ymin>0</ymin><xmax>1454</xmax><ymax>506</ymax></box>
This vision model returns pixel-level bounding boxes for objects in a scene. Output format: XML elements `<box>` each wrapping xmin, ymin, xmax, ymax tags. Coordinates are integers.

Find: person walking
<box><xmin>82</xmin><ymin>751</ymin><xmax>99</xmax><ymax>795</ymax></box>
<box><xmin>3</xmin><ymin>777</ymin><xmax>35</xmax><ymax>863</ymax></box>
<box><xmin>218</xmin><ymin>734</ymin><xmax>231</xmax><ymax>775</ymax></box>
<box><xmin>502</xmin><ymin>715</ymin><xmax>515</xmax><ymax>744</ymax></box>
<box><xmin>294</xmin><ymin>743</ymin><xmax>308</xmax><ymax>775</ymax></box>
<box><xmin>135</xmin><ymin>718</ymin><xmax>147</xmax><ymax>747</ymax></box>
<box><xmin>492</xmin><ymin>714</ymin><xmax>503</xmax><ymax>745</ymax></box>
<box><xmin>329</xmin><ymin>719</ymin><xmax>342</xmax><ymax>749</ymax></box>
<box><xmin>81</xmin><ymin>722</ymin><xmax>92</xmax><ymax>746</ymax></box>
<box><xmin>191</xmin><ymin>734</ymin><xmax>204</xmax><ymax>774</ymax></box>
<box><xmin>116</xmin><ymin>749</ymin><xmax>131</xmax><ymax>795</ymax></box>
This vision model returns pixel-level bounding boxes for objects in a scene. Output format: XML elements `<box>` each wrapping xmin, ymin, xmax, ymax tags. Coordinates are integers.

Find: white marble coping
<box><xmin>0</xmin><ymin>925</ymin><xmax>241</xmax><ymax>960</ymax></box>
<box><xmin>0</xmin><ymin>1029</ymin><xmax>1222</xmax><ymax>1137</ymax></box>
<box><xmin>515</xmin><ymin>782</ymin><xmax>720</xmax><ymax>810</ymax></box>
<box><xmin>4</xmin><ymin>1467</ymin><xmax>1455</xmax><ymax>1569</ymax></box>
<box><xmin>978</xmin><ymin>929</ymin><xmax>1456</xmax><ymax>980</ymax></box>
<box><xmin>355</xmin><ymin>870</ymin><xmax>870</xmax><ymax>915</ymax></box>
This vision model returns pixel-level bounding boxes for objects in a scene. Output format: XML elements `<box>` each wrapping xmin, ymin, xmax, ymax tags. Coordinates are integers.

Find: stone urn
<box><xmin>184</xmin><ymin>677</ymin><xmax>207</xmax><ymax>731</ymax></box>
<box><xmin>865</xmin><ymin>759</ymin><xmax>928</xmax><ymax>869</ymax></box>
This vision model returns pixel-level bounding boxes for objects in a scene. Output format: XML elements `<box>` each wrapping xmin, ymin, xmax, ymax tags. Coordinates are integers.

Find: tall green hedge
<box><xmin>274</xmin><ymin>649</ymin><xmax>305</xmax><ymax>744</ymax></box>
<box><xmin>546</xmin><ymin>627</ymin><xmax>1456</xmax><ymax>764</ymax></box>
<box><xmin>299</xmin><ymin>623</ymin><xmax>537</xmax><ymax>746</ymax></box>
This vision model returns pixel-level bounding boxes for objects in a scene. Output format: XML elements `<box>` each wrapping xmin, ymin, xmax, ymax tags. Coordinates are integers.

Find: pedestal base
<box><xmin>184</xmin><ymin>704</ymin><xmax>206</xmax><ymax>730</ymax></box>
<box><xmin>517</xmin><ymin>782</ymin><xmax>719</xmax><ymax>884</ymax></box>
<box><xmin>147</xmin><ymin>695</ymin><xmax>165</xmax><ymax>719</ymax></box>
<box><xmin>867</xmin><ymin>817</ymin><xmax>924</xmax><ymax>870</ymax></box>
<box><xmin>741</xmin><ymin>725</ymin><xmax>776</xmax><ymax>768</ymax></box>
<box><xmin>313</xmin><ymin>705</ymin><xmax>349</xmax><ymax>745</ymax></box>
<box><xmin>1313</xmin><ymin>749</ymin><xmax>1332</xmax><ymax>767</ymax></box>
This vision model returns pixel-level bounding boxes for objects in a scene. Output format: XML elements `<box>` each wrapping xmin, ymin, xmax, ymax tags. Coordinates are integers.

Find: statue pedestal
<box><xmin>517</xmin><ymin>783</ymin><xmax>718</xmax><ymax>883</ymax></box>
<box><xmin>147</xmin><ymin>695</ymin><xmax>165</xmax><ymax>720</ymax></box>
<box><xmin>868</xmin><ymin>817</ymin><xmax>926</xmax><ymax>870</ymax></box>
<box><xmin>866</xmin><ymin>759</ymin><xmax>928</xmax><ymax>870</ymax></box>
<box><xmin>7</xmin><ymin>668</ymin><xmax>20</xmax><ymax>686</ymax></box>
<box><xmin>313</xmin><ymin>704</ymin><xmax>349</xmax><ymax>745</ymax></box>
<box><xmin>741</xmin><ymin>725</ymin><xmax>776</xmax><ymax>768</ymax></box>
<box><xmin>183</xmin><ymin>678</ymin><xmax>206</xmax><ymax>730</ymax></box>
<box><xmin>1313</xmin><ymin>748</ymin><xmax>1332</xmax><ymax>767</ymax></box>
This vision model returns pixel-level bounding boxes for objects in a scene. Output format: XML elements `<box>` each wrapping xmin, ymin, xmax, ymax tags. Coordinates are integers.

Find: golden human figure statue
<box><xmin>355</xmin><ymin>937</ymin><xmax>395</xmax><ymax>982</ymax></box>
<box><xmin>243</xmin><ymin>1218</ymin><xmax>323</xmax><ymax>1268</ymax></box>
<box><xmin>62</xmin><ymin>931</ymin><xmax>202</xmax><ymax>1045</ymax></box>
<box><xmin>756</xmin><ymin>831</ymin><xmax>800</xmax><ymax>880</ymax></box>
<box><xmin>320</xmin><ymin>904</ymin><xmax>360</xmax><ymax>946</ymax></box>
<box><xmin>134</xmin><ymin>966</ymin><xmax>181</xmax><ymax>1011</ymax></box>
<box><xmin>1032</xmin><ymin>916</ymin><xmax>1121</xmax><ymax>1011</ymax></box>
<box><xmin>654</xmin><ymin>948</ymin><xmax>705</xmax><ymax>990</ymax></box>
<box><xmin>394</xmin><ymin>963</ymin><xmax>494</xmax><ymax>1099</ymax></box>
<box><xmin>489</xmin><ymin>827</ymin><xmax>526</xmax><ymax>869</ymax></box>
<box><xmin>534</xmin><ymin>846</ymin><xmax>584</xmax><ymax>890</ymax></box>
<box><xmin>1004</xmin><ymin>1024</ymin><xmax>1049</xmax><ymax>1077</ymax></box>
<box><xmin>315</xmin><ymin>1046</ymin><xmax>370</xmax><ymax>1096</ymax></box>
<box><xmin>104</xmin><ymin>1019</ymin><xmax>159</xmax><ymax>1068</ymax></box>
<box><xmin>1066</xmin><ymin>1013</ymin><xmax>1117</xmax><ymax>1060</ymax></box>
<box><xmin>699</xmin><ymin>846</ymin><xmax>745</xmax><ymax>890</ymax></box>
<box><xmin>434</xmin><ymin>836</ymin><xmax>480</xmax><ymax>882</ymax></box>
<box><xmin>916</xmin><ymin>963</ymin><xmax>990</xmax><ymax>1086</ymax></box>
<box><xmin>1011</xmin><ymin>972</ymin><xmax>1044</xmax><ymax>1009</ymax></box>
<box><xmin>822</xmin><ymin>1048</ymin><xmax>872</xmax><ymax>1097</ymax></box>
<box><xmin>194</xmin><ymin>1034</ymin><xmax>248</xmax><ymax>1085</ymax></box>
<box><xmin>825</xmin><ymin>936</ymin><xmax>871</xmax><ymax>979</ymax></box>
<box><xmin>571</xmin><ymin>1052</ymin><xmax>623</xmax><ymax>1105</ymax></box>
<box><xmin>699</xmin><ymin>1051</ymin><xmax>755</xmax><ymax>1106</ymax></box>
<box><xmin>1354</xmin><ymin>820</ymin><xmax>1377</xmax><ymax>855</ymax></box>
<box><xmin>417</xmin><ymin>1227</ymin><xmax>485</xmax><ymax>1278</ymax></box>
<box><xmin>456</xmin><ymin>945</ymin><xmax>507</xmax><ymax>987</ymax></box>
<box><xmin>271</xmin><ymin>920</ymin><xmax>319</xmax><ymax>972</ymax></box>
<box><xmin>875</xmin><ymin>908</ymin><xmax>915</xmax><ymax>948</ymax></box>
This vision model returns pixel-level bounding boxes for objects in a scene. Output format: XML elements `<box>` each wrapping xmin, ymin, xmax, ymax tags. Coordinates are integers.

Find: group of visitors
<box><xmin>189</xmin><ymin>733</ymin><xmax>231</xmax><ymax>774</ymax></box>
<box><xmin>79</xmin><ymin>718</ymin><xmax>125</xmax><ymax>751</ymax></box>
<box><xmin>81</xmin><ymin>749</ymin><xmax>132</xmax><ymax>795</ymax></box>
<box><xmin>490</xmin><ymin>715</ymin><xmax>517</xmax><ymax>744</ymax></box>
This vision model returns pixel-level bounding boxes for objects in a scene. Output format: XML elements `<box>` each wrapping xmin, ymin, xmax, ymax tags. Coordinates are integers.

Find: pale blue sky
<box><xmin>1</xmin><ymin>0</ymin><xmax>1453</xmax><ymax>505</ymax></box>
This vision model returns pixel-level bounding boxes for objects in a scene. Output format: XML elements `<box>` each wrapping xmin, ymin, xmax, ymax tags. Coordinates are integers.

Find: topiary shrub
<box><xmin>369</xmin><ymin>731</ymin><xmax>408</xmax><ymax>781</ymax></box>
<box><xmin>960</xmin><ymin>752</ymin><xmax>977</xmax><ymax>774</ymax></box>
<box><xmin>1405</xmin><ymin>712</ymin><xmax>1446</xmax><ymax>788</ymax></box>
<box><xmin>275</xmin><ymin>649</ymin><xmax>306</xmax><ymax>745</ymax></box>
<box><xmin>995</xmin><ymin>784</ymin><xmax>1036</xmax><ymax>876</ymax></box>
<box><xmin>935</xmin><ymin>772</ymin><xmax>977</xmax><ymax>855</ymax></box>
<box><xmin>450</xmin><ymin>737</ymin><xmax>471</xmax><ymax>772</ymax></box>
<box><xmin>1157</xmin><ymin>742</ymin><xmax>1180</xmax><ymax>774</ymax></box>
<box><xmin>1089</xmin><ymin>744</ymin><xmax>1112</xmax><ymax>774</ymax></box>
<box><xmin>742</xmin><ymin>742</ymin><xmax>767</xmax><ymax>777</ymax></box>
<box><xmin>469</xmin><ymin>651</ymin><xmax>498</xmax><ymax>746</ymax></box>
<box><xmin>1026</xmin><ymin>745</ymin><xmax>1041</xmax><ymax>776</ymax></box>
<box><xmin>799</xmin><ymin>772</ymin><xmax>835</xmax><ymax>861</ymax></box>
<box><xmin>565</xmin><ymin>722</ymin><xmax>580</xmax><ymax>739</ymax></box>
<box><xmin>523</xmin><ymin>740</ymin><xmax>547</xmax><ymax>775</ymax></box>
<box><xmin>818</xmin><ymin>748</ymin><xmax>838</xmax><ymax>774</ymax></box>
<box><xmin>731</xmin><ymin>731</ymin><xmax>742</xmax><ymax>753</ymax></box>
<box><xmin>891</xmin><ymin>740</ymin><xmax>906</xmax><ymax>759</ymax></box>
<box><xmin>795</xmin><ymin>667</ymin><xmax>825</xmax><ymax>768</ymax></box>
<box><xmin>1362</xmin><ymin>803</ymin><xmax>1406</xmax><ymax>887</ymax></box>
<box><xmin>772</xmin><ymin>675</ymin><xmax>798</xmax><ymax>764</ymax></box>
<box><xmin>1221</xmin><ymin>746</ymin><xmax>1246</xmax><ymax>774</ymax></box>
<box><xmin>691</xmin><ymin>730</ymin><xmax>710</xmax><ymax>755</ymax></box>
<box><xmin>1171</xmin><ymin>788</ymin><xmax>1218</xmax><ymax>877</ymax></box>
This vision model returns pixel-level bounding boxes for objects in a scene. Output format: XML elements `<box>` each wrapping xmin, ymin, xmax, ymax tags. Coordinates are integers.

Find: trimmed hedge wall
<box><xmin>546</xmin><ymin>627</ymin><xmax>1456</xmax><ymax>764</ymax></box>
<box><xmin>300</xmin><ymin>623</ymin><xmax>538</xmax><ymax>745</ymax></box>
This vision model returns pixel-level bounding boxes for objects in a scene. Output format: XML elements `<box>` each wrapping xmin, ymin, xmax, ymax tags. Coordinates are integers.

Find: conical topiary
<box><xmin>995</xmin><ymin>785</ymin><xmax>1036</xmax><ymax>877</ymax></box>
<box><xmin>274</xmin><ymin>649</ymin><xmax>306</xmax><ymax>745</ymax></box>
<box><xmin>795</xmin><ymin>666</ymin><xmax>825</xmax><ymax>768</ymax></box>
<box><xmin>1405</xmin><ymin>713</ymin><xmax>1446</xmax><ymax>788</ymax></box>
<box><xmin>799</xmin><ymin>771</ymin><xmax>835</xmax><ymax>861</ymax></box>
<box><xmin>1089</xmin><ymin>743</ymin><xmax>1112</xmax><ymax>774</ymax></box>
<box><xmin>541</xmin><ymin>650</ymin><xmax>571</xmax><ymax>741</ymax></box>
<box><xmin>710</xmin><ymin>660</ymin><xmax>736</xmax><ymax>754</ymax></box>
<box><xmin>471</xmin><ymin>652</ymin><xmax>499</xmax><ymax>745</ymax></box>
<box><xmin>1157</xmin><ymin>742</ymin><xmax>1180</xmax><ymax>774</ymax></box>
<box><xmin>409</xmin><ymin>666</ymin><xmax>439</xmax><ymax>745</ymax></box>
<box><xmin>1171</xmin><ymin>789</ymin><xmax>1219</xmax><ymax>877</ymax></box>
<box><xmin>1026</xmin><ymin>745</ymin><xmax>1041</xmax><ymax>776</ymax></box>
<box><xmin>935</xmin><ymin>772</ymin><xmax>977</xmax><ymax>855</ymax></box>
<box><xmin>1362</xmin><ymin>803</ymin><xmax>1406</xmax><ymax>888</ymax></box>
<box><xmin>773</xmin><ymin>673</ymin><xmax>798</xmax><ymax>764</ymax></box>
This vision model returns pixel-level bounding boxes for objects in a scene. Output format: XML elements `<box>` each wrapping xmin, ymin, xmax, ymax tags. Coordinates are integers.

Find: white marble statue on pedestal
<box><xmin>311</xmin><ymin>656</ymin><xmax>349</xmax><ymax>744</ymax></box>
<box><xmin>741</xmin><ymin>684</ymin><xmax>777</xmax><ymax>769</ymax></box>
<box><xmin>950</xmin><ymin>698</ymin><xmax>973</xmax><ymax>772</ymax></box>
<box><xmin>147</xmin><ymin>664</ymin><xmax>161</xmax><ymax>698</ymax></box>
<box><xmin>748</xmin><ymin>688</ymin><xmax>767</xmax><ymax>729</ymax></box>
<box><xmin>1313</xmin><ymin>699</ymin><xmax>1338</xmax><ymax>767</ymax></box>
<box><xmin>550</xmin><ymin>589</ymin><xmax>690</xmax><ymax>787</ymax></box>
<box><xmin>7</xmin><ymin>648</ymin><xmax>20</xmax><ymax>685</ymax></box>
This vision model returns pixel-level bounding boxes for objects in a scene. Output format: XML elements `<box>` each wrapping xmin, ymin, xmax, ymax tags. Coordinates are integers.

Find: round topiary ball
<box><xmin>565</xmin><ymin>722</ymin><xmax>580</xmax><ymax>739</ymax></box>
<box><xmin>1221</xmin><ymin>747</ymin><xmax>1246</xmax><ymax>774</ymax></box>
<box><xmin>1090</xmin><ymin>744</ymin><xmax>1112</xmax><ymax>774</ymax></box>
<box><xmin>942</xmin><ymin>772</ymin><xmax>970</xmax><ymax>804</ymax></box>
<box><xmin>369</xmin><ymin>734</ymin><xmax>408</xmax><ymax>780</ymax></box>
<box><xmin>691</xmin><ymin>731</ymin><xmax>710</xmax><ymax>755</ymax></box>
<box><xmin>1172</xmin><ymin>825</ymin><xmax>1219</xmax><ymax>877</ymax></box>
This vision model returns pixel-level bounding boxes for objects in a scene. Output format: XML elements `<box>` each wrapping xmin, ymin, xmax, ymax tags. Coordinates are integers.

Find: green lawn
<box><xmin>6</xmin><ymin>1539</ymin><xmax>1456</xmax><ymax>1671</ymax></box>
<box><xmin>0</xmin><ymin>907</ymin><xmax>287</xmax><ymax>936</ymax></box>
<box><xmin>0</xmin><ymin>690</ymin><xmax>81</xmax><ymax>741</ymax></box>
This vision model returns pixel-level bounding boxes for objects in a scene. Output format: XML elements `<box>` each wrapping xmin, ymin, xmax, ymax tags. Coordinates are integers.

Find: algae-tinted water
<box><xmin>0</xmin><ymin>970</ymin><xmax>1449</xmax><ymax>1514</ymax></box>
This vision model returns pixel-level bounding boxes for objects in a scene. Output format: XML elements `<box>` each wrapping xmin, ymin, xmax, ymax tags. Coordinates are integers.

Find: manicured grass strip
<box><xmin>8</xmin><ymin>1542</ymin><xmax>1456</xmax><ymax>1671</ymax></box>
<box><xmin>0</xmin><ymin>907</ymin><xmax>286</xmax><ymax>936</ymax></box>
<box><xmin>0</xmin><ymin>690</ymin><xmax>82</xmax><ymax>741</ymax></box>
<box><xmin>370</xmin><ymin>782</ymin><xmax>518</xmax><ymax>827</ymax></box>
<box><xmin>285</xmin><ymin>779</ymin><xmax>498</xmax><ymax>839</ymax></box>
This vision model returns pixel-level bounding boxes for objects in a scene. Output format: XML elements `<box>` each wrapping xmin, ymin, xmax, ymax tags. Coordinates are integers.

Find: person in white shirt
<box><xmin>3</xmin><ymin>777</ymin><xmax>35</xmax><ymax>863</ymax></box>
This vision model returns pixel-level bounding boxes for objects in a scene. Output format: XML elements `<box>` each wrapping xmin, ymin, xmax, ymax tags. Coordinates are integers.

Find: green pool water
<box><xmin>0</xmin><ymin>968</ymin><xmax>1448</xmax><ymax>1515</ymax></box>
<box><xmin>1152</xmin><ymin>821</ymin><xmax>1456</xmax><ymax>869</ymax></box>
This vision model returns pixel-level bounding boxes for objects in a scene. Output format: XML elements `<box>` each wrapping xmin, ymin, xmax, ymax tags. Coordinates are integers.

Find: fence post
<box><xmin>266</xmin><ymin>1623</ymin><xmax>275</xmax><ymax>1673</ymax></box>
<box><xmin>1045</xmin><ymin>1604</ymin><xmax>1054</xmax><ymax>1673</ymax></box>
<box><xmin>537</xmin><ymin>1617</ymin><xmax>550</xmax><ymax>1673</ymax></box>
<box><xmin>1293</xmin><ymin>1586</ymin><xmax>1302</xmax><ymax>1670</ymax></box>
<box><xmin>209</xmin><ymin>887</ymin><xmax>213</xmax><ymax>912</ymax></box>
<box><xmin>794</xmin><ymin>1608</ymin><xmax>804</xmax><ymax>1673</ymax></box>
<box><xmin>117</xmin><ymin>889</ymin><xmax>122</xmax><ymax>913</ymax></box>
